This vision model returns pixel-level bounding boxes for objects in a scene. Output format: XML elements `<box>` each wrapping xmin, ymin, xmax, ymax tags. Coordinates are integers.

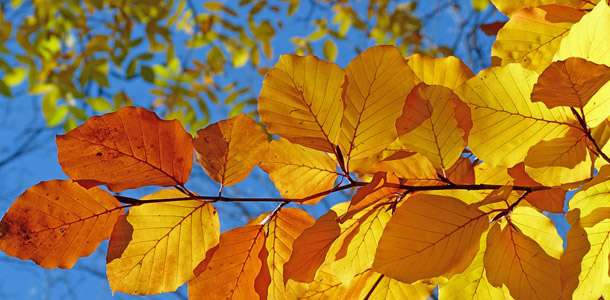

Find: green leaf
<box><xmin>0</xmin><ymin>79</ymin><xmax>11</xmax><ymax>97</ymax></box>
<box><xmin>207</xmin><ymin>46</ymin><xmax>225</xmax><ymax>73</ymax></box>
<box><xmin>63</xmin><ymin>117</ymin><xmax>78</xmax><ymax>132</ymax></box>
<box><xmin>323</xmin><ymin>39</ymin><xmax>338</xmax><ymax>61</ymax></box>
<box><xmin>5</xmin><ymin>66</ymin><xmax>26</xmax><ymax>86</ymax></box>
<box><xmin>231</xmin><ymin>47</ymin><xmax>249</xmax><ymax>67</ymax></box>
<box><xmin>46</xmin><ymin>105</ymin><xmax>68</xmax><ymax>127</ymax></box>
<box><xmin>168</xmin><ymin>57</ymin><xmax>180</xmax><ymax>73</ymax></box>
<box><xmin>87</xmin><ymin>97</ymin><xmax>112</xmax><ymax>112</ymax></box>
<box><xmin>472</xmin><ymin>0</ymin><xmax>490</xmax><ymax>11</ymax></box>
<box><xmin>141</xmin><ymin>65</ymin><xmax>155</xmax><ymax>82</ymax></box>
<box><xmin>204</xmin><ymin>1</ymin><xmax>223</xmax><ymax>11</ymax></box>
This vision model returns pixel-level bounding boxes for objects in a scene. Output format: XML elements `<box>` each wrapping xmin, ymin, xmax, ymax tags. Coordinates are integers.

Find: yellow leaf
<box><xmin>106</xmin><ymin>189</ymin><xmax>219</xmax><ymax>294</ymax></box>
<box><xmin>484</xmin><ymin>219</ymin><xmax>561</xmax><ymax>300</ymax></box>
<box><xmin>283</xmin><ymin>204</ymin><xmax>344</xmax><ymax>283</ymax></box>
<box><xmin>397</xmin><ymin>83</ymin><xmax>467</xmax><ymax>170</ymax></box>
<box><xmin>323</xmin><ymin>39</ymin><xmax>337</xmax><ymax>62</ymax></box>
<box><xmin>569</xmin><ymin>165</ymin><xmax>610</xmax><ymax>219</ymax></box>
<box><xmin>0</xmin><ymin>180</ymin><xmax>123</xmax><ymax>269</ymax></box>
<box><xmin>592</xmin><ymin>118</ymin><xmax>610</xmax><ymax>169</ymax></box>
<box><xmin>347</xmin><ymin>270</ymin><xmax>434</xmax><ymax>300</ymax></box>
<box><xmin>556</xmin><ymin>0</ymin><xmax>610</xmax><ymax>67</ymax></box>
<box><xmin>258</xmin><ymin>54</ymin><xmax>345</xmax><ymax>152</ymax></box>
<box><xmin>532</xmin><ymin>58</ymin><xmax>610</xmax><ymax>109</ymax></box>
<box><xmin>470</xmin><ymin>185</ymin><xmax>513</xmax><ymax>209</ymax></box>
<box><xmin>373</xmin><ymin>194</ymin><xmax>489</xmax><ymax>283</ymax></box>
<box><xmin>491</xmin><ymin>5</ymin><xmax>584</xmax><ymax>73</ymax></box>
<box><xmin>331</xmin><ymin>206</ymin><xmax>392</xmax><ymax>285</ymax></box>
<box><xmin>455</xmin><ymin>63</ymin><xmax>578</xmax><ymax>167</ymax></box>
<box><xmin>364</xmin><ymin>151</ymin><xmax>443</xmax><ymax>186</ymax></box>
<box><xmin>524</xmin><ymin>132</ymin><xmax>592</xmax><ymax>186</ymax></box>
<box><xmin>188</xmin><ymin>225</ymin><xmax>267</xmax><ymax>300</ymax></box>
<box><xmin>300</xmin><ymin>265</ymin><xmax>346</xmax><ymax>300</ymax></box>
<box><xmin>511</xmin><ymin>206</ymin><xmax>564</xmax><ymax>259</ymax></box>
<box><xmin>439</xmin><ymin>231</ymin><xmax>513</xmax><ymax>300</ymax></box>
<box><xmin>260</xmin><ymin>138</ymin><xmax>338</xmax><ymax>204</ymax></box>
<box><xmin>193</xmin><ymin>113</ymin><xmax>268</xmax><ymax>186</ymax></box>
<box><xmin>490</xmin><ymin>0</ymin><xmax>583</xmax><ymax>16</ymax></box>
<box><xmin>561</xmin><ymin>211</ymin><xmax>610</xmax><ymax>300</ymax></box>
<box><xmin>507</xmin><ymin>163</ymin><xmax>567</xmax><ymax>213</ymax></box>
<box><xmin>339</xmin><ymin>45</ymin><xmax>415</xmax><ymax>163</ymax></box>
<box><xmin>407</xmin><ymin>54</ymin><xmax>475</xmax><ymax>90</ymax></box>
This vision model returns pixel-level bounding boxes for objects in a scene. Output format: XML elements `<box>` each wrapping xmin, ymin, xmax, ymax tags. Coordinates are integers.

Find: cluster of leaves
<box><xmin>0</xmin><ymin>0</ymin><xmax>446</xmax><ymax>133</ymax></box>
<box><xmin>5</xmin><ymin>0</ymin><xmax>610</xmax><ymax>300</ymax></box>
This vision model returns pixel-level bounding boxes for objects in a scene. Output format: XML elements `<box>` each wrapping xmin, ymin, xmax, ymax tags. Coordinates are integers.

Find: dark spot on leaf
<box><xmin>60</xmin><ymin>228</ymin><xmax>66</xmax><ymax>233</ymax></box>
<box><xmin>0</xmin><ymin>222</ymin><xmax>9</xmax><ymax>238</ymax></box>
<box><xmin>96</xmin><ymin>152</ymin><xmax>103</xmax><ymax>156</ymax></box>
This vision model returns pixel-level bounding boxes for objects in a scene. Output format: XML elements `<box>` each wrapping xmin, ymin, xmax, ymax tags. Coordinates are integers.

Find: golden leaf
<box><xmin>490</xmin><ymin>0</ymin><xmax>583</xmax><ymax>16</ymax></box>
<box><xmin>407</xmin><ymin>53</ymin><xmax>475</xmax><ymax>90</ymax></box>
<box><xmin>339</xmin><ymin>45</ymin><xmax>414</xmax><ymax>163</ymax></box>
<box><xmin>569</xmin><ymin>165</ymin><xmax>610</xmax><ymax>219</ymax></box>
<box><xmin>507</xmin><ymin>163</ymin><xmax>566</xmax><ymax>213</ymax></box>
<box><xmin>340</xmin><ymin>172</ymin><xmax>400</xmax><ymax>221</ymax></box>
<box><xmin>188</xmin><ymin>225</ymin><xmax>267</xmax><ymax>300</ymax></box>
<box><xmin>397</xmin><ymin>83</ymin><xmax>467</xmax><ymax>170</ymax></box>
<box><xmin>456</xmin><ymin>63</ymin><xmax>577</xmax><ymax>167</ymax></box>
<box><xmin>258</xmin><ymin>54</ymin><xmax>345</xmax><ymax>152</ymax></box>
<box><xmin>373</xmin><ymin>194</ymin><xmax>489</xmax><ymax>283</ymax></box>
<box><xmin>56</xmin><ymin>106</ymin><xmax>194</xmax><ymax>192</ymax></box>
<box><xmin>106</xmin><ymin>189</ymin><xmax>219</xmax><ymax>294</ymax></box>
<box><xmin>193</xmin><ymin>113</ymin><xmax>268</xmax><ymax>186</ymax></box>
<box><xmin>346</xmin><ymin>270</ymin><xmax>434</xmax><ymax>300</ymax></box>
<box><xmin>491</xmin><ymin>5</ymin><xmax>584</xmax><ymax>73</ymax></box>
<box><xmin>364</xmin><ymin>151</ymin><xmax>443</xmax><ymax>186</ymax></box>
<box><xmin>0</xmin><ymin>180</ymin><xmax>122</xmax><ymax>269</ymax></box>
<box><xmin>260</xmin><ymin>138</ymin><xmax>338</xmax><ymax>204</ymax></box>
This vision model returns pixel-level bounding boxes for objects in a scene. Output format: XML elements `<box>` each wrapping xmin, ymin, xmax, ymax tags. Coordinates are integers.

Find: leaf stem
<box><xmin>571</xmin><ymin>107</ymin><xmax>610</xmax><ymax>164</ymax></box>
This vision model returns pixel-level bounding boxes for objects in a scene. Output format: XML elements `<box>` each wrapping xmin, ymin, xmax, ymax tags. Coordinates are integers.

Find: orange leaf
<box><xmin>188</xmin><ymin>225</ymin><xmax>267</xmax><ymax>300</ymax></box>
<box><xmin>445</xmin><ymin>155</ymin><xmax>475</xmax><ymax>184</ymax></box>
<box><xmin>283</xmin><ymin>205</ymin><xmax>343</xmax><ymax>283</ymax></box>
<box><xmin>299</xmin><ymin>265</ymin><xmax>346</xmax><ymax>299</ymax></box>
<box><xmin>339</xmin><ymin>45</ymin><xmax>414</xmax><ymax>163</ymax></box>
<box><xmin>193</xmin><ymin>113</ymin><xmax>268</xmax><ymax>186</ymax></box>
<box><xmin>56</xmin><ymin>106</ymin><xmax>193</xmax><ymax>192</ymax></box>
<box><xmin>508</xmin><ymin>163</ymin><xmax>566</xmax><ymax>213</ymax></box>
<box><xmin>373</xmin><ymin>194</ymin><xmax>489</xmax><ymax>283</ymax></box>
<box><xmin>397</xmin><ymin>83</ymin><xmax>468</xmax><ymax>170</ymax></box>
<box><xmin>258</xmin><ymin>54</ymin><xmax>345</xmax><ymax>152</ymax></box>
<box><xmin>0</xmin><ymin>180</ymin><xmax>123</xmax><ymax>269</ymax></box>
<box><xmin>364</xmin><ymin>151</ymin><xmax>443</xmax><ymax>186</ymax></box>
<box><xmin>106</xmin><ymin>189</ymin><xmax>219</xmax><ymax>295</ymax></box>
<box><xmin>340</xmin><ymin>172</ymin><xmax>400</xmax><ymax>222</ymax></box>
<box><xmin>532</xmin><ymin>57</ymin><xmax>610</xmax><ymax>109</ymax></box>
<box><xmin>260</xmin><ymin>138</ymin><xmax>338</xmax><ymax>204</ymax></box>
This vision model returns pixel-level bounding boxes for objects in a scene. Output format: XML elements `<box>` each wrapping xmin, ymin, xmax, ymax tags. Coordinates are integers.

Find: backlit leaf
<box><xmin>484</xmin><ymin>217</ymin><xmax>561</xmax><ymax>300</ymax></box>
<box><xmin>188</xmin><ymin>225</ymin><xmax>267</xmax><ymax>300</ymax></box>
<box><xmin>445</xmin><ymin>155</ymin><xmax>476</xmax><ymax>184</ymax></box>
<box><xmin>340</xmin><ymin>172</ymin><xmax>400</xmax><ymax>221</ymax></box>
<box><xmin>532</xmin><ymin>58</ymin><xmax>610</xmax><ymax>109</ymax></box>
<box><xmin>106</xmin><ymin>190</ymin><xmax>219</xmax><ymax>295</ymax></box>
<box><xmin>569</xmin><ymin>165</ymin><xmax>610</xmax><ymax>219</ymax></box>
<box><xmin>299</xmin><ymin>265</ymin><xmax>346</xmax><ymax>299</ymax></box>
<box><xmin>491</xmin><ymin>5</ymin><xmax>584</xmax><ymax>73</ymax></box>
<box><xmin>56</xmin><ymin>106</ymin><xmax>194</xmax><ymax>192</ymax></box>
<box><xmin>456</xmin><ymin>63</ymin><xmax>577</xmax><ymax>167</ymax></box>
<box><xmin>490</xmin><ymin>0</ymin><xmax>582</xmax><ymax>16</ymax></box>
<box><xmin>0</xmin><ymin>180</ymin><xmax>122</xmax><ymax>269</ymax></box>
<box><xmin>507</xmin><ymin>163</ymin><xmax>566</xmax><ymax>213</ymax></box>
<box><xmin>193</xmin><ymin>113</ymin><xmax>268</xmax><ymax>186</ymax></box>
<box><xmin>361</xmin><ymin>151</ymin><xmax>443</xmax><ymax>186</ymax></box>
<box><xmin>348</xmin><ymin>270</ymin><xmax>434</xmax><ymax>300</ymax></box>
<box><xmin>258</xmin><ymin>54</ymin><xmax>345</xmax><ymax>152</ymax></box>
<box><xmin>373</xmin><ymin>194</ymin><xmax>489</xmax><ymax>283</ymax></box>
<box><xmin>396</xmin><ymin>83</ymin><xmax>467</xmax><ymax>170</ymax></box>
<box><xmin>260</xmin><ymin>138</ymin><xmax>338</xmax><ymax>204</ymax></box>
<box><xmin>339</xmin><ymin>45</ymin><xmax>414</xmax><ymax>163</ymax></box>
<box><xmin>407</xmin><ymin>54</ymin><xmax>475</xmax><ymax>90</ymax></box>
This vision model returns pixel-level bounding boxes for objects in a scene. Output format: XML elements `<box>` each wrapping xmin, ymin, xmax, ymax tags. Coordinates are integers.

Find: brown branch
<box><xmin>363</xmin><ymin>274</ymin><xmax>384</xmax><ymax>300</ymax></box>
<box><xmin>571</xmin><ymin>107</ymin><xmax>610</xmax><ymax>164</ymax></box>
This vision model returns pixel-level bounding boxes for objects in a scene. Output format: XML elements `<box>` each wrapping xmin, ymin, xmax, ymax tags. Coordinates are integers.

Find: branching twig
<box><xmin>571</xmin><ymin>107</ymin><xmax>610</xmax><ymax>164</ymax></box>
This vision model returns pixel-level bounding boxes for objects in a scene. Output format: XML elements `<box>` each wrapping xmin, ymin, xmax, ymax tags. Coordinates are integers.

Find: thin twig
<box><xmin>571</xmin><ymin>107</ymin><xmax>610</xmax><ymax>164</ymax></box>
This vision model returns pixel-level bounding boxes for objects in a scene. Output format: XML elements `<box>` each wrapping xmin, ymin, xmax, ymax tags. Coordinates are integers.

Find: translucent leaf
<box><xmin>491</xmin><ymin>5</ymin><xmax>584</xmax><ymax>73</ymax></box>
<box><xmin>507</xmin><ymin>163</ymin><xmax>566</xmax><ymax>213</ymax></box>
<box><xmin>364</xmin><ymin>151</ymin><xmax>443</xmax><ymax>186</ymax></box>
<box><xmin>396</xmin><ymin>83</ymin><xmax>467</xmax><ymax>170</ymax></box>
<box><xmin>373</xmin><ymin>194</ymin><xmax>489</xmax><ymax>283</ymax></box>
<box><xmin>323</xmin><ymin>39</ymin><xmax>337</xmax><ymax>62</ymax></box>
<box><xmin>532</xmin><ymin>58</ymin><xmax>610</xmax><ymax>109</ymax></box>
<box><xmin>484</xmin><ymin>218</ymin><xmax>561</xmax><ymax>300</ymax></box>
<box><xmin>106</xmin><ymin>190</ymin><xmax>219</xmax><ymax>295</ymax></box>
<box><xmin>193</xmin><ymin>113</ymin><xmax>268</xmax><ymax>186</ymax></box>
<box><xmin>56</xmin><ymin>107</ymin><xmax>194</xmax><ymax>192</ymax></box>
<box><xmin>561</xmin><ymin>211</ymin><xmax>610</xmax><ymax>300</ymax></box>
<box><xmin>347</xmin><ymin>270</ymin><xmax>434</xmax><ymax>300</ymax></box>
<box><xmin>445</xmin><ymin>156</ymin><xmax>475</xmax><ymax>184</ymax></box>
<box><xmin>524</xmin><ymin>133</ymin><xmax>592</xmax><ymax>186</ymax></box>
<box><xmin>4</xmin><ymin>67</ymin><xmax>26</xmax><ymax>86</ymax></box>
<box><xmin>455</xmin><ymin>63</ymin><xmax>577</xmax><ymax>167</ymax></box>
<box><xmin>569</xmin><ymin>165</ymin><xmax>610</xmax><ymax>219</ymax></box>
<box><xmin>439</xmin><ymin>231</ymin><xmax>513</xmax><ymax>300</ymax></box>
<box><xmin>259</xmin><ymin>54</ymin><xmax>345</xmax><ymax>152</ymax></box>
<box><xmin>299</xmin><ymin>265</ymin><xmax>346</xmax><ymax>299</ymax></box>
<box><xmin>339</xmin><ymin>45</ymin><xmax>415</xmax><ymax>163</ymax></box>
<box><xmin>188</xmin><ymin>225</ymin><xmax>266</xmax><ymax>300</ymax></box>
<box><xmin>490</xmin><ymin>0</ymin><xmax>582</xmax><ymax>16</ymax></box>
<box><xmin>407</xmin><ymin>54</ymin><xmax>475</xmax><ymax>90</ymax></box>
<box><xmin>340</xmin><ymin>172</ymin><xmax>400</xmax><ymax>221</ymax></box>
<box><xmin>260</xmin><ymin>138</ymin><xmax>337</xmax><ymax>204</ymax></box>
<box><xmin>0</xmin><ymin>180</ymin><xmax>122</xmax><ymax>269</ymax></box>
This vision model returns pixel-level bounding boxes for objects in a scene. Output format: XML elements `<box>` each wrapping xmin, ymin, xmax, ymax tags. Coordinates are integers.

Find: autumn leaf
<box><xmin>490</xmin><ymin>0</ymin><xmax>582</xmax><ymax>16</ymax></box>
<box><xmin>373</xmin><ymin>194</ymin><xmax>489</xmax><ymax>283</ymax></box>
<box><xmin>491</xmin><ymin>5</ymin><xmax>584</xmax><ymax>73</ymax></box>
<box><xmin>507</xmin><ymin>163</ymin><xmax>566</xmax><ymax>213</ymax></box>
<box><xmin>299</xmin><ymin>265</ymin><xmax>346</xmax><ymax>300</ymax></box>
<box><xmin>106</xmin><ymin>189</ymin><xmax>219</xmax><ymax>295</ymax></box>
<box><xmin>346</xmin><ymin>270</ymin><xmax>434</xmax><ymax>300</ymax></box>
<box><xmin>188</xmin><ymin>225</ymin><xmax>267</xmax><ymax>300</ymax></box>
<box><xmin>407</xmin><ymin>53</ymin><xmax>474</xmax><ymax>90</ymax></box>
<box><xmin>445</xmin><ymin>155</ymin><xmax>475</xmax><ymax>184</ymax></box>
<box><xmin>532</xmin><ymin>57</ymin><xmax>610</xmax><ymax>109</ymax></box>
<box><xmin>193</xmin><ymin>113</ymin><xmax>268</xmax><ymax>187</ymax></box>
<box><xmin>396</xmin><ymin>83</ymin><xmax>468</xmax><ymax>170</ymax></box>
<box><xmin>260</xmin><ymin>138</ymin><xmax>338</xmax><ymax>204</ymax></box>
<box><xmin>340</xmin><ymin>172</ymin><xmax>400</xmax><ymax>221</ymax></box>
<box><xmin>439</xmin><ymin>231</ymin><xmax>512</xmax><ymax>300</ymax></box>
<box><xmin>339</xmin><ymin>45</ymin><xmax>414</xmax><ymax>165</ymax></box>
<box><xmin>56</xmin><ymin>106</ymin><xmax>194</xmax><ymax>192</ymax></box>
<box><xmin>258</xmin><ymin>54</ymin><xmax>345</xmax><ymax>152</ymax></box>
<box><xmin>364</xmin><ymin>151</ymin><xmax>443</xmax><ymax>186</ymax></box>
<box><xmin>283</xmin><ymin>204</ymin><xmax>344</xmax><ymax>283</ymax></box>
<box><xmin>569</xmin><ymin>165</ymin><xmax>610</xmax><ymax>219</ymax></box>
<box><xmin>0</xmin><ymin>180</ymin><xmax>123</xmax><ymax>269</ymax></box>
<box><xmin>484</xmin><ymin>209</ymin><xmax>562</xmax><ymax>300</ymax></box>
<box><xmin>456</xmin><ymin>63</ymin><xmax>578</xmax><ymax>167</ymax></box>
